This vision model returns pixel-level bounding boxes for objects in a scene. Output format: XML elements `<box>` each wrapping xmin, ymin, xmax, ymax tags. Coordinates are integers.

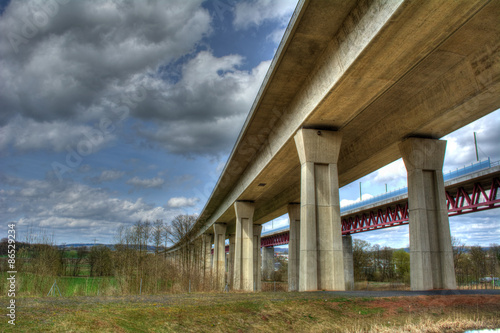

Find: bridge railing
<box><xmin>340</xmin><ymin>158</ymin><xmax>492</xmax><ymax>212</ymax></box>
<box><xmin>261</xmin><ymin>224</ymin><xmax>289</xmax><ymax>236</ymax></box>
<box><xmin>340</xmin><ymin>187</ymin><xmax>408</xmax><ymax>213</ymax></box>
<box><xmin>443</xmin><ymin>158</ymin><xmax>491</xmax><ymax>181</ymax></box>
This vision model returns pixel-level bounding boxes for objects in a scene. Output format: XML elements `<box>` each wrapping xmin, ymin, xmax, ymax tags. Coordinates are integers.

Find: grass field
<box><xmin>1</xmin><ymin>292</ymin><xmax>499</xmax><ymax>332</ymax></box>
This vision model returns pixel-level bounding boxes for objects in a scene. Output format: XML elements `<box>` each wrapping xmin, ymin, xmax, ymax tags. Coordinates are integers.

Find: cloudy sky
<box><xmin>0</xmin><ymin>0</ymin><xmax>498</xmax><ymax>248</ymax></box>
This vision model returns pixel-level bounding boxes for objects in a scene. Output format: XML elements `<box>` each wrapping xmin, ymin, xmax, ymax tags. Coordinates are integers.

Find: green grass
<box><xmin>0</xmin><ymin>272</ymin><xmax>119</xmax><ymax>297</ymax></box>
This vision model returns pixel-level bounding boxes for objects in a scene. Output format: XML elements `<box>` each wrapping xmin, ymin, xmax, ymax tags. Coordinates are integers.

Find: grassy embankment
<box><xmin>1</xmin><ymin>292</ymin><xmax>499</xmax><ymax>332</ymax></box>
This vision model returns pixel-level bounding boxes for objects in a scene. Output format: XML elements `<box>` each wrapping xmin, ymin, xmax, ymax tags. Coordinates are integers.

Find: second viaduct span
<box><xmin>167</xmin><ymin>0</ymin><xmax>500</xmax><ymax>292</ymax></box>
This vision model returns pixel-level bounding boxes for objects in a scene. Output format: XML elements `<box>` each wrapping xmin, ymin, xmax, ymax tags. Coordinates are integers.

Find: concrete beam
<box><xmin>400</xmin><ymin>138</ymin><xmax>457</xmax><ymax>290</ymax></box>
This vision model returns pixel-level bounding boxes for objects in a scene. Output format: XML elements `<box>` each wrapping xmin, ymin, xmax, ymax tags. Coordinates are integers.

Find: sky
<box><xmin>0</xmin><ymin>0</ymin><xmax>498</xmax><ymax>248</ymax></box>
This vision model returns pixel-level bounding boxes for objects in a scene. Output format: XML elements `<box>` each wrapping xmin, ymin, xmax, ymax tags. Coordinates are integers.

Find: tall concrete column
<box><xmin>399</xmin><ymin>137</ymin><xmax>456</xmax><ymax>290</ymax></box>
<box><xmin>202</xmin><ymin>234</ymin><xmax>213</xmax><ymax>278</ymax></box>
<box><xmin>233</xmin><ymin>201</ymin><xmax>255</xmax><ymax>291</ymax></box>
<box><xmin>228</xmin><ymin>234</ymin><xmax>235</xmax><ymax>290</ymax></box>
<box><xmin>262</xmin><ymin>246</ymin><xmax>274</xmax><ymax>280</ymax></box>
<box><xmin>343</xmin><ymin>235</ymin><xmax>354</xmax><ymax>291</ymax></box>
<box><xmin>253</xmin><ymin>225</ymin><xmax>262</xmax><ymax>291</ymax></box>
<box><xmin>175</xmin><ymin>250</ymin><xmax>180</xmax><ymax>270</ymax></box>
<box><xmin>294</xmin><ymin>129</ymin><xmax>345</xmax><ymax>291</ymax></box>
<box><xmin>287</xmin><ymin>203</ymin><xmax>300</xmax><ymax>291</ymax></box>
<box><xmin>213</xmin><ymin>223</ymin><xmax>227</xmax><ymax>290</ymax></box>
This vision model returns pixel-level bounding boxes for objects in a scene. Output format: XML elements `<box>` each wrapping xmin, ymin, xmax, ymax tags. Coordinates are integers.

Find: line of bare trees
<box><xmin>0</xmin><ymin>215</ymin><xmax>220</xmax><ymax>296</ymax></box>
<box><xmin>453</xmin><ymin>238</ymin><xmax>500</xmax><ymax>288</ymax></box>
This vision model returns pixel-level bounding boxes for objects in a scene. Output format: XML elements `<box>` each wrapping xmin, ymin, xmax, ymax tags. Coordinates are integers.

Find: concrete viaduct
<box><xmin>166</xmin><ymin>0</ymin><xmax>500</xmax><ymax>292</ymax></box>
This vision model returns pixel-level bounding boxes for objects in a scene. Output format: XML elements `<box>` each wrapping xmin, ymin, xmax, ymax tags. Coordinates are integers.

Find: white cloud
<box><xmin>126</xmin><ymin>176</ymin><xmax>164</xmax><ymax>189</ymax></box>
<box><xmin>92</xmin><ymin>169</ymin><xmax>125</xmax><ymax>183</ymax></box>
<box><xmin>166</xmin><ymin>196</ymin><xmax>200</xmax><ymax>208</ymax></box>
<box><xmin>340</xmin><ymin>193</ymin><xmax>375</xmax><ymax>208</ymax></box>
<box><xmin>372</xmin><ymin>159</ymin><xmax>407</xmax><ymax>186</ymax></box>
<box><xmin>442</xmin><ymin>110</ymin><xmax>500</xmax><ymax>170</ymax></box>
<box><xmin>135</xmin><ymin>53</ymin><xmax>271</xmax><ymax>155</ymax></box>
<box><xmin>233</xmin><ymin>0</ymin><xmax>296</xmax><ymax>47</ymax></box>
<box><xmin>0</xmin><ymin>116</ymin><xmax>116</xmax><ymax>153</ymax></box>
<box><xmin>233</xmin><ymin>0</ymin><xmax>296</xmax><ymax>30</ymax></box>
<box><xmin>353</xmin><ymin>225</ymin><xmax>410</xmax><ymax>249</ymax></box>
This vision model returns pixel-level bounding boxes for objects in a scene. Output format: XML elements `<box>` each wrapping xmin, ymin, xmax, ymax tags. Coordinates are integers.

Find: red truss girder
<box><xmin>340</xmin><ymin>177</ymin><xmax>500</xmax><ymax>235</ymax></box>
<box><xmin>341</xmin><ymin>203</ymin><xmax>409</xmax><ymax>235</ymax></box>
<box><xmin>261</xmin><ymin>232</ymin><xmax>289</xmax><ymax>247</ymax></box>
<box><xmin>446</xmin><ymin>178</ymin><xmax>500</xmax><ymax>215</ymax></box>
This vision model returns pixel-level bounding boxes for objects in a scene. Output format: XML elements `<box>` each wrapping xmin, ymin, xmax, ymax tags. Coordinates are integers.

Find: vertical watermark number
<box><xmin>7</xmin><ymin>223</ymin><xmax>16</xmax><ymax>326</ymax></box>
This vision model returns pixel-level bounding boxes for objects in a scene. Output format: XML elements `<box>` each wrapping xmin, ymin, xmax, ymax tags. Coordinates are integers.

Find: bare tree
<box><xmin>165</xmin><ymin>215</ymin><xmax>197</xmax><ymax>245</ymax></box>
<box><xmin>353</xmin><ymin>239</ymin><xmax>371</xmax><ymax>281</ymax></box>
<box><xmin>488</xmin><ymin>243</ymin><xmax>499</xmax><ymax>279</ymax></box>
<box><xmin>470</xmin><ymin>246</ymin><xmax>487</xmax><ymax>283</ymax></box>
<box><xmin>452</xmin><ymin>237</ymin><xmax>466</xmax><ymax>269</ymax></box>
<box><xmin>152</xmin><ymin>219</ymin><xmax>164</xmax><ymax>254</ymax></box>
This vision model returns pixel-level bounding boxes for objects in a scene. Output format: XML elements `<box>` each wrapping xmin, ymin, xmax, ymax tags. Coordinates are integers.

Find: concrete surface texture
<box><xmin>295</xmin><ymin>129</ymin><xmax>345</xmax><ymax>291</ymax></box>
<box><xmin>262</xmin><ymin>246</ymin><xmax>274</xmax><ymax>281</ymax></box>
<box><xmin>213</xmin><ymin>223</ymin><xmax>227</xmax><ymax>290</ymax></box>
<box><xmin>233</xmin><ymin>201</ymin><xmax>256</xmax><ymax>291</ymax></box>
<box><xmin>400</xmin><ymin>138</ymin><xmax>457</xmax><ymax>291</ymax></box>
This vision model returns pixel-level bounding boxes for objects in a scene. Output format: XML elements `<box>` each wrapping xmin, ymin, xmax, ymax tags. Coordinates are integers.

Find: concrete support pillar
<box><xmin>233</xmin><ymin>201</ymin><xmax>255</xmax><ymax>291</ymax></box>
<box><xmin>202</xmin><ymin>234</ymin><xmax>213</xmax><ymax>278</ymax></box>
<box><xmin>343</xmin><ymin>235</ymin><xmax>354</xmax><ymax>291</ymax></box>
<box><xmin>213</xmin><ymin>223</ymin><xmax>227</xmax><ymax>290</ymax></box>
<box><xmin>399</xmin><ymin>137</ymin><xmax>457</xmax><ymax>290</ymax></box>
<box><xmin>287</xmin><ymin>203</ymin><xmax>300</xmax><ymax>291</ymax></box>
<box><xmin>175</xmin><ymin>251</ymin><xmax>180</xmax><ymax>270</ymax></box>
<box><xmin>253</xmin><ymin>225</ymin><xmax>262</xmax><ymax>291</ymax></box>
<box><xmin>262</xmin><ymin>246</ymin><xmax>274</xmax><ymax>280</ymax></box>
<box><xmin>228</xmin><ymin>234</ymin><xmax>235</xmax><ymax>290</ymax></box>
<box><xmin>294</xmin><ymin>129</ymin><xmax>345</xmax><ymax>291</ymax></box>
<box><xmin>189</xmin><ymin>243</ymin><xmax>195</xmax><ymax>273</ymax></box>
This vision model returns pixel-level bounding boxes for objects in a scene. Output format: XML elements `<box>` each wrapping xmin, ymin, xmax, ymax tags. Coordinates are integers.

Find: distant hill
<box><xmin>58</xmin><ymin>243</ymin><xmax>113</xmax><ymax>249</ymax></box>
<box><xmin>58</xmin><ymin>244</ymin><xmax>164</xmax><ymax>252</ymax></box>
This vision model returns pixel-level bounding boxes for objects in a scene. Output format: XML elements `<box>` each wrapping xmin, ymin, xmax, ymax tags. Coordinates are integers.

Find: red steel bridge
<box><xmin>259</xmin><ymin>159</ymin><xmax>500</xmax><ymax>248</ymax></box>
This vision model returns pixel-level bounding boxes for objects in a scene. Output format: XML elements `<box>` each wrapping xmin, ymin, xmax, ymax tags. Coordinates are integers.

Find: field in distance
<box><xmin>1</xmin><ymin>292</ymin><xmax>499</xmax><ymax>332</ymax></box>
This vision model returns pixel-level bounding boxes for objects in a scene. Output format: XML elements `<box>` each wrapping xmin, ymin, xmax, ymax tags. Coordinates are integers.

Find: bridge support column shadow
<box><xmin>253</xmin><ymin>225</ymin><xmax>263</xmax><ymax>291</ymax></box>
<box><xmin>294</xmin><ymin>129</ymin><xmax>345</xmax><ymax>291</ymax></box>
<box><xmin>228</xmin><ymin>234</ymin><xmax>235</xmax><ymax>290</ymax></box>
<box><xmin>343</xmin><ymin>235</ymin><xmax>354</xmax><ymax>291</ymax></box>
<box><xmin>400</xmin><ymin>138</ymin><xmax>457</xmax><ymax>291</ymax></box>
<box><xmin>213</xmin><ymin>223</ymin><xmax>227</xmax><ymax>291</ymax></box>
